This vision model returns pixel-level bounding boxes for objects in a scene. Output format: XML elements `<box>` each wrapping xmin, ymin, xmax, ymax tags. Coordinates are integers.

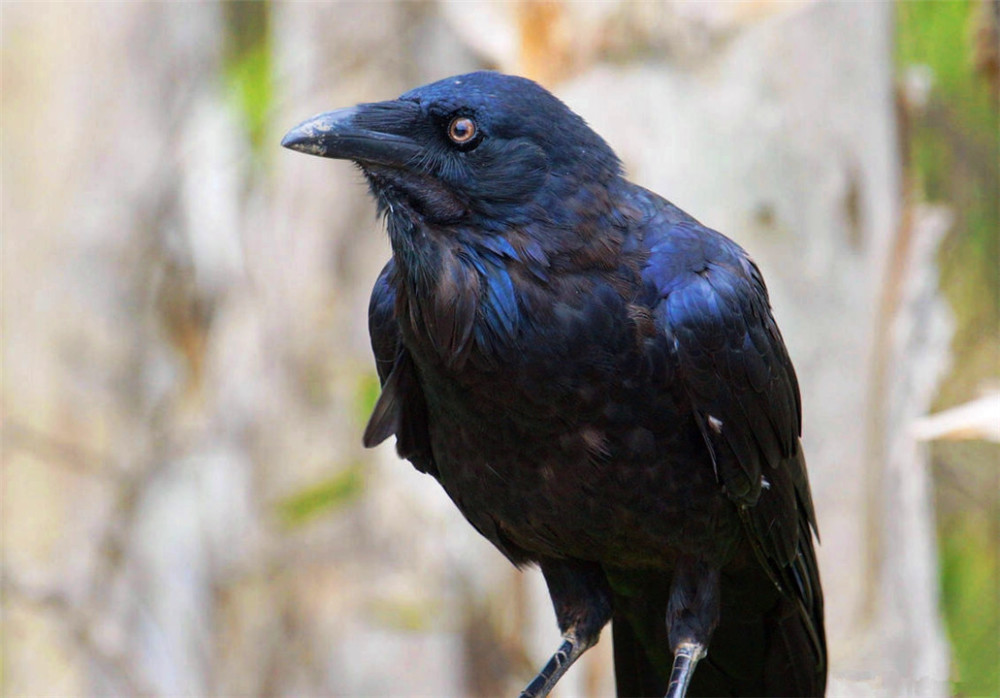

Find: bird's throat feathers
<box><xmin>386</xmin><ymin>212</ymin><xmax>528</xmax><ymax>369</ymax></box>
<box><xmin>382</xmin><ymin>175</ymin><xmax>635</xmax><ymax>370</ymax></box>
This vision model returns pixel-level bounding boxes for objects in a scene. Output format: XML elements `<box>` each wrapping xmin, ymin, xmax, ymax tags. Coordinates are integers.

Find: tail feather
<box><xmin>610</xmin><ymin>542</ymin><xmax>825</xmax><ymax>697</ymax></box>
<box><xmin>764</xmin><ymin>595</ymin><xmax>826</xmax><ymax>697</ymax></box>
<box><xmin>612</xmin><ymin>609</ymin><xmax>669</xmax><ymax>697</ymax></box>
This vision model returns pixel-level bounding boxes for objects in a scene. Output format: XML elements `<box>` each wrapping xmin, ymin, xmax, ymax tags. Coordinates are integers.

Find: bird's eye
<box><xmin>447</xmin><ymin>116</ymin><xmax>477</xmax><ymax>145</ymax></box>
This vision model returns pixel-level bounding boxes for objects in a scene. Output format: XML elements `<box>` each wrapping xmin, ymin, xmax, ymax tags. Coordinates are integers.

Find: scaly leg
<box><xmin>664</xmin><ymin>641</ymin><xmax>706</xmax><ymax>698</ymax></box>
<box><xmin>519</xmin><ymin>558</ymin><xmax>612</xmax><ymax>698</ymax></box>
<box><xmin>518</xmin><ymin>630</ymin><xmax>594</xmax><ymax>698</ymax></box>
<box><xmin>663</xmin><ymin>557</ymin><xmax>719</xmax><ymax>698</ymax></box>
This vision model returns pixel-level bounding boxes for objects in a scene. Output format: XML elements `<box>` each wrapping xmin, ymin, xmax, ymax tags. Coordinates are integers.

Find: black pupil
<box><xmin>451</xmin><ymin>118</ymin><xmax>474</xmax><ymax>142</ymax></box>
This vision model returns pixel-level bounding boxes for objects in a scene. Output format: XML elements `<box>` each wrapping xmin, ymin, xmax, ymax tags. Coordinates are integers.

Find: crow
<box><xmin>282</xmin><ymin>71</ymin><xmax>825</xmax><ymax>698</ymax></box>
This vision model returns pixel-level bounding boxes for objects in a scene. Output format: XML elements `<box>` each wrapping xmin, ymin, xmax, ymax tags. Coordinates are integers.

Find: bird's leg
<box><xmin>518</xmin><ymin>630</ymin><xmax>593</xmax><ymax>698</ymax></box>
<box><xmin>664</xmin><ymin>641</ymin><xmax>706</xmax><ymax>698</ymax></box>
<box><xmin>519</xmin><ymin>558</ymin><xmax>613</xmax><ymax>698</ymax></box>
<box><xmin>663</xmin><ymin>557</ymin><xmax>720</xmax><ymax>698</ymax></box>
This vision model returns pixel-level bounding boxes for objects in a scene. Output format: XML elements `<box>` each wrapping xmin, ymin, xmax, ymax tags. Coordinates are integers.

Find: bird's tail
<box><xmin>612</xmin><ymin>603</ymin><xmax>671</xmax><ymax>698</ymax></box>
<box><xmin>611</xmin><ymin>549</ymin><xmax>825</xmax><ymax>697</ymax></box>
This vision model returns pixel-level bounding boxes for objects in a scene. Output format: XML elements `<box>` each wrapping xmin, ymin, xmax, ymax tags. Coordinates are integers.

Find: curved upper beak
<box><xmin>280</xmin><ymin>102</ymin><xmax>423</xmax><ymax>167</ymax></box>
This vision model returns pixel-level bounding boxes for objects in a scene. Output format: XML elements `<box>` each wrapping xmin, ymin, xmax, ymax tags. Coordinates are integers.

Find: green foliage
<box><xmin>356</xmin><ymin>371</ymin><xmax>383</xmax><ymax>424</ymax></box>
<box><xmin>939</xmin><ymin>511</ymin><xmax>1000</xmax><ymax>697</ymax></box>
<box><xmin>275</xmin><ymin>374</ymin><xmax>382</xmax><ymax>529</ymax></box>
<box><xmin>368</xmin><ymin>597</ymin><xmax>440</xmax><ymax>632</ymax></box>
<box><xmin>897</xmin><ymin>2</ymin><xmax>1000</xmax><ymax>695</ymax></box>
<box><xmin>277</xmin><ymin>466</ymin><xmax>365</xmax><ymax>527</ymax></box>
<box><xmin>897</xmin><ymin>0</ymin><xmax>996</xmax><ymax>136</ymax></box>
<box><xmin>223</xmin><ymin>2</ymin><xmax>273</xmax><ymax>161</ymax></box>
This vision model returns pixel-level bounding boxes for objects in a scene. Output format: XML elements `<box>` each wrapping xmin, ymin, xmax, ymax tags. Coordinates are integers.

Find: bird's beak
<box><xmin>280</xmin><ymin>102</ymin><xmax>423</xmax><ymax>167</ymax></box>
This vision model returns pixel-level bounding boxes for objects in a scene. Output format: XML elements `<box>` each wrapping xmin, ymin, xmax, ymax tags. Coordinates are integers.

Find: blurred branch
<box><xmin>861</xmin><ymin>88</ymin><xmax>915</xmax><ymax>619</ymax></box>
<box><xmin>4</xmin><ymin>420</ymin><xmax>171</xmax><ymax>692</ymax></box>
<box><xmin>254</xmin><ymin>574</ymin><xmax>327</xmax><ymax>698</ymax></box>
<box><xmin>1</xmin><ymin>572</ymin><xmax>151</xmax><ymax>695</ymax></box>
<box><xmin>868</xmin><ymin>199</ymin><xmax>954</xmax><ymax>690</ymax></box>
<box><xmin>5</xmin><ymin>420</ymin><xmax>121</xmax><ymax>479</ymax></box>
<box><xmin>912</xmin><ymin>391</ymin><xmax>1000</xmax><ymax>443</ymax></box>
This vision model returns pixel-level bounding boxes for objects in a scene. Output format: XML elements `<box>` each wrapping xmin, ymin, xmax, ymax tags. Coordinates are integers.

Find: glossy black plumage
<box><xmin>283</xmin><ymin>71</ymin><xmax>826</xmax><ymax>697</ymax></box>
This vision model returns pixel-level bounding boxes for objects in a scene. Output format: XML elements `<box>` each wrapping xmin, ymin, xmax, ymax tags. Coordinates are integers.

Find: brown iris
<box><xmin>448</xmin><ymin>116</ymin><xmax>477</xmax><ymax>144</ymax></box>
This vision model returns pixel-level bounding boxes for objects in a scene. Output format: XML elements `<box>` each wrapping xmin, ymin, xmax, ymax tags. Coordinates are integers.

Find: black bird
<box><xmin>282</xmin><ymin>72</ymin><xmax>825</xmax><ymax>698</ymax></box>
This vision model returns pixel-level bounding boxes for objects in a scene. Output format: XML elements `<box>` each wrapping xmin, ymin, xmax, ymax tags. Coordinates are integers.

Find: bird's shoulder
<box><xmin>627</xmin><ymin>187</ymin><xmax>821</xmax><ymax>598</ymax></box>
<box><xmin>626</xmin><ymin>188</ymin><xmax>803</xmax><ymax>498</ymax></box>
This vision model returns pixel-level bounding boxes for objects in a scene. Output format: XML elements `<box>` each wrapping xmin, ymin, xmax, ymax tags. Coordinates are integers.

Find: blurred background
<box><xmin>3</xmin><ymin>1</ymin><xmax>997</xmax><ymax>696</ymax></box>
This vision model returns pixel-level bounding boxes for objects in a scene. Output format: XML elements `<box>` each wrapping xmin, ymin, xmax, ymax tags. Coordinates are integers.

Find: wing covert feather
<box><xmin>643</xmin><ymin>218</ymin><xmax>822</xmax><ymax>664</ymax></box>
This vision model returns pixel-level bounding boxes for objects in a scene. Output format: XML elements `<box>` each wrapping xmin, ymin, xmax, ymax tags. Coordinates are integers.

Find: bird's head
<box><xmin>281</xmin><ymin>72</ymin><xmax>621</xmax><ymax>228</ymax></box>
